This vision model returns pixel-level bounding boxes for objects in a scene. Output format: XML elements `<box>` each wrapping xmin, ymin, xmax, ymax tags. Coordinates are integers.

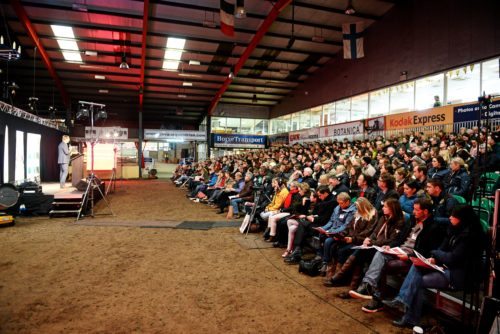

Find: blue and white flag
<box><xmin>342</xmin><ymin>22</ymin><xmax>364</xmax><ymax>59</ymax></box>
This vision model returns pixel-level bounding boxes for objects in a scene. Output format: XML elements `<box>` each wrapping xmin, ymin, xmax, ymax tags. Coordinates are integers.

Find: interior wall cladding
<box><xmin>0</xmin><ymin>111</ymin><xmax>62</xmax><ymax>182</ymax></box>
<box><xmin>270</xmin><ymin>0</ymin><xmax>500</xmax><ymax>118</ymax></box>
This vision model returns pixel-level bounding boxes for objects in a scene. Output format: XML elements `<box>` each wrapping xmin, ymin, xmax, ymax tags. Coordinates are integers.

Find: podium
<box><xmin>71</xmin><ymin>154</ymin><xmax>84</xmax><ymax>187</ymax></box>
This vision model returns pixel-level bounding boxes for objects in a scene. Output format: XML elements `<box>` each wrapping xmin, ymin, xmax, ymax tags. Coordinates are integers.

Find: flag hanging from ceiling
<box><xmin>220</xmin><ymin>0</ymin><xmax>235</xmax><ymax>37</ymax></box>
<box><xmin>342</xmin><ymin>22</ymin><xmax>364</xmax><ymax>59</ymax></box>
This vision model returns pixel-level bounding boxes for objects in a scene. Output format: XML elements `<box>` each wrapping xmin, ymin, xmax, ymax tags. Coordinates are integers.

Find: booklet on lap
<box><xmin>410</xmin><ymin>250</ymin><xmax>445</xmax><ymax>273</ymax></box>
<box><xmin>351</xmin><ymin>245</ymin><xmax>406</xmax><ymax>256</ymax></box>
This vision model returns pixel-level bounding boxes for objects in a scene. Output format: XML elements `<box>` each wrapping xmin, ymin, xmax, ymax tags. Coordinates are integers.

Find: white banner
<box><xmin>144</xmin><ymin>129</ymin><xmax>206</xmax><ymax>141</ymax></box>
<box><xmin>85</xmin><ymin>126</ymin><xmax>128</xmax><ymax>140</ymax></box>
<box><xmin>319</xmin><ymin>121</ymin><xmax>364</xmax><ymax>141</ymax></box>
<box><xmin>289</xmin><ymin>128</ymin><xmax>320</xmax><ymax>144</ymax></box>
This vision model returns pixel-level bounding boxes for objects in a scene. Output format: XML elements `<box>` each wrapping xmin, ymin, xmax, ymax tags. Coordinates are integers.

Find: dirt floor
<box><xmin>0</xmin><ymin>179</ymin><xmax>409</xmax><ymax>334</ymax></box>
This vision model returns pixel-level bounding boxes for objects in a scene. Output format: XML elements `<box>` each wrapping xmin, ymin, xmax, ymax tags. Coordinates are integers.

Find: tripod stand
<box><xmin>75</xmin><ymin>100</ymin><xmax>114</xmax><ymax>222</ymax></box>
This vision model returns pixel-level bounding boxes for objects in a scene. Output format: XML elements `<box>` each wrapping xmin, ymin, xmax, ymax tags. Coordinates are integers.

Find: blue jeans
<box><xmin>230</xmin><ymin>198</ymin><xmax>244</xmax><ymax>214</ymax></box>
<box><xmin>396</xmin><ymin>265</ymin><xmax>450</xmax><ymax>324</ymax></box>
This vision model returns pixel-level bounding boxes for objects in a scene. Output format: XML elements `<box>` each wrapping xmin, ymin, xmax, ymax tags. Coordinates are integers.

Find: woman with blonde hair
<box><xmin>318</xmin><ymin>174</ymin><xmax>329</xmax><ymax>187</ymax></box>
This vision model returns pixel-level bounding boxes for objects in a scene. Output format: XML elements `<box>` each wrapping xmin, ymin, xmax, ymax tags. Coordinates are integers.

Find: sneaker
<box><xmin>361</xmin><ymin>299</ymin><xmax>384</xmax><ymax>313</ymax></box>
<box><xmin>349</xmin><ymin>283</ymin><xmax>373</xmax><ymax>300</ymax></box>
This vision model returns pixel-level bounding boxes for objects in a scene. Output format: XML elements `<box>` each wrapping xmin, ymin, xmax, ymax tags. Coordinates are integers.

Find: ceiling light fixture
<box><xmin>345</xmin><ymin>0</ymin><xmax>356</xmax><ymax>15</ymax></box>
<box><xmin>51</xmin><ymin>25</ymin><xmax>82</xmax><ymax>62</ymax></box>
<box><xmin>85</xmin><ymin>50</ymin><xmax>98</xmax><ymax>56</ymax></box>
<box><xmin>228</xmin><ymin>66</ymin><xmax>235</xmax><ymax>79</ymax></box>
<box><xmin>94</xmin><ymin>75</ymin><xmax>106</xmax><ymax>80</ymax></box>
<box><xmin>235</xmin><ymin>0</ymin><xmax>246</xmax><ymax>18</ymax></box>
<box><xmin>98</xmin><ymin>89</ymin><xmax>109</xmax><ymax>93</ymax></box>
<box><xmin>0</xmin><ymin>35</ymin><xmax>21</xmax><ymax>61</ymax></box>
<box><xmin>182</xmin><ymin>82</ymin><xmax>193</xmax><ymax>86</ymax></box>
<box><xmin>163</xmin><ymin>37</ymin><xmax>186</xmax><ymax>71</ymax></box>
<box><xmin>119</xmin><ymin>55</ymin><xmax>129</xmax><ymax>69</ymax></box>
<box><xmin>189</xmin><ymin>60</ymin><xmax>201</xmax><ymax>66</ymax></box>
<box><xmin>178</xmin><ymin>94</ymin><xmax>187</xmax><ymax>98</ymax></box>
<box><xmin>252</xmin><ymin>94</ymin><xmax>257</xmax><ymax>103</ymax></box>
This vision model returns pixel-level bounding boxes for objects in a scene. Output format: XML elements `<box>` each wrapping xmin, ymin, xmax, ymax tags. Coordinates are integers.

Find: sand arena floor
<box><xmin>0</xmin><ymin>179</ymin><xmax>406</xmax><ymax>333</ymax></box>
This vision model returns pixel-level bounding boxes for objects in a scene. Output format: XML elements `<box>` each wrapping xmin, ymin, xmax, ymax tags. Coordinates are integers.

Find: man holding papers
<box><xmin>381</xmin><ymin>205</ymin><xmax>484</xmax><ymax>328</ymax></box>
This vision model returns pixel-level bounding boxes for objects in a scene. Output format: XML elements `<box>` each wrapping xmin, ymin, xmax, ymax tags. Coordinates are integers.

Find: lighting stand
<box><xmin>106</xmin><ymin>145</ymin><xmax>117</xmax><ymax>195</ymax></box>
<box><xmin>76</xmin><ymin>100</ymin><xmax>114</xmax><ymax>221</ymax></box>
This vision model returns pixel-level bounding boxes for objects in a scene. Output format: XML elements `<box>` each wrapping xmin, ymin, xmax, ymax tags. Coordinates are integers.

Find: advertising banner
<box><xmin>85</xmin><ymin>126</ymin><xmax>128</xmax><ymax>140</ymax></box>
<box><xmin>385</xmin><ymin>107</ymin><xmax>453</xmax><ymax>130</ymax></box>
<box><xmin>453</xmin><ymin>100</ymin><xmax>500</xmax><ymax>123</ymax></box>
<box><xmin>144</xmin><ymin>129</ymin><xmax>206</xmax><ymax>141</ymax></box>
<box><xmin>319</xmin><ymin>121</ymin><xmax>364</xmax><ymax>141</ymax></box>
<box><xmin>289</xmin><ymin>128</ymin><xmax>320</xmax><ymax>144</ymax></box>
<box><xmin>268</xmin><ymin>134</ymin><xmax>289</xmax><ymax>147</ymax></box>
<box><xmin>212</xmin><ymin>134</ymin><xmax>266</xmax><ymax>148</ymax></box>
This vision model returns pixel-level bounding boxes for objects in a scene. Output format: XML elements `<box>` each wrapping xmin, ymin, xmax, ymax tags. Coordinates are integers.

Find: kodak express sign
<box><xmin>386</xmin><ymin>107</ymin><xmax>453</xmax><ymax>130</ymax></box>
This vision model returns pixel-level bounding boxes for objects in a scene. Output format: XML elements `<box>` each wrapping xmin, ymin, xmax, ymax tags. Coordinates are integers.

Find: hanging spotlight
<box><xmin>94</xmin><ymin>106</ymin><xmax>107</xmax><ymax>122</ymax></box>
<box><xmin>76</xmin><ymin>104</ymin><xmax>89</xmax><ymax>120</ymax></box>
<box><xmin>235</xmin><ymin>0</ymin><xmax>246</xmax><ymax>18</ymax></box>
<box><xmin>119</xmin><ymin>54</ymin><xmax>129</xmax><ymax>69</ymax></box>
<box><xmin>228</xmin><ymin>66</ymin><xmax>235</xmax><ymax>79</ymax></box>
<box><xmin>252</xmin><ymin>94</ymin><xmax>257</xmax><ymax>103</ymax></box>
<box><xmin>345</xmin><ymin>0</ymin><xmax>356</xmax><ymax>15</ymax></box>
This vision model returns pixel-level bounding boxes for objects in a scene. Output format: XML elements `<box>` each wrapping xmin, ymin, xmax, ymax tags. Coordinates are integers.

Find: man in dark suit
<box><xmin>58</xmin><ymin>135</ymin><xmax>71</xmax><ymax>188</ymax></box>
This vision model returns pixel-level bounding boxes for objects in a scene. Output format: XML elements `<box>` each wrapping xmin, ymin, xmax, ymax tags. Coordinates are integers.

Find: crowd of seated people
<box><xmin>171</xmin><ymin>127</ymin><xmax>499</xmax><ymax>329</ymax></box>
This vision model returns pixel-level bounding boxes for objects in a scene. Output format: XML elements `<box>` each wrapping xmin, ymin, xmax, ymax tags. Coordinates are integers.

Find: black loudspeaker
<box><xmin>76</xmin><ymin>179</ymin><xmax>88</xmax><ymax>191</ymax></box>
<box><xmin>76</xmin><ymin>177</ymin><xmax>102</xmax><ymax>191</ymax></box>
<box><xmin>19</xmin><ymin>193</ymin><xmax>54</xmax><ymax>215</ymax></box>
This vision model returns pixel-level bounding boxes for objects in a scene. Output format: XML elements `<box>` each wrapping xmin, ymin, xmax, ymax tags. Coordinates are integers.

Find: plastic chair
<box><xmin>452</xmin><ymin>195</ymin><xmax>466</xmax><ymax>204</ymax></box>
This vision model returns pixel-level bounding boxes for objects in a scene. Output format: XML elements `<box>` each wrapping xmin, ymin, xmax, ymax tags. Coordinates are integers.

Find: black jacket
<box><xmin>301</xmin><ymin>175</ymin><xmax>318</xmax><ymax>189</ymax></box>
<box><xmin>411</xmin><ymin>216</ymin><xmax>446</xmax><ymax>258</ymax></box>
<box><xmin>351</xmin><ymin>186</ymin><xmax>377</xmax><ymax>206</ymax></box>
<box><xmin>430</xmin><ymin>192</ymin><xmax>458</xmax><ymax>226</ymax></box>
<box><xmin>311</xmin><ymin>195</ymin><xmax>336</xmax><ymax>227</ymax></box>
<box><xmin>374</xmin><ymin>189</ymin><xmax>400</xmax><ymax>212</ymax></box>
<box><xmin>445</xmin><ymin>167</ymin><xmax>470</xmax><ymax>198</ymax></box>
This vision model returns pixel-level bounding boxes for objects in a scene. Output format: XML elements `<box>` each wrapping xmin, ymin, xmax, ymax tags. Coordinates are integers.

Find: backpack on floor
<box><xmin>298</xmin><ymin>258</ymin><xmax>323</xmax><ymax>277</ymax></box>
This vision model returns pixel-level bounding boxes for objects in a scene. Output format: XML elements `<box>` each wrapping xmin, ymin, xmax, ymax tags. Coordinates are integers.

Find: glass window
<box><xmin>225</xmin><ymin>118</ymin><xmax>240</xmax><ymax>133</ymax></box>
<box><xmin>446</xmin><ymin>63</ymin><xmax>480</xmax><ymax>104</ymax></box>
<box><xmin>351</xmin><ymin>94</ymin><xmax>368</xmax><ymax>120</ymax></box>
<box><xmin>369</xmin><ymin>88</ymin><xmax>389</xmax><ymax>117</ymax></box>
<box><xmin>15</xmin><ymin>130</ymin><xmax>25</xmax><ymax>182</ymax></box>
<box><xmin>311</xmin><ymin>106</ymin><xmax>322</xmax><ymax>128</ymax></box>
<box><xmin>299</xmin><ymin>109</ymin><xmax>311</xmax><ymax>129</ymax></box>
<box><xmin>211</xmin><ymin>117</ymin><xmax>226</xmax><ymax>132</ymax></box>
<box><xmin>240</xmin><ymin>118</ymin><xmax>255</xmax><ymax>134</ymax></box>
<box><xmin>324</xmin><ymin>102</ymin><xmax>335</xmax><ymax>125</ymax></box>
<box><xmin>255</xmin><ymin>119</ymin><xmax>269</xmax><ymax>134</ymax></box>
<box><xmin>482</xmin><ymin>58</ymin><xmax>500</xmax><ymax>96</ymax></box>
<box><xmin>415</xmin><ymin>74</ymin><xmax>444</xmax><ymax>110</ymax></box>
<box><xmin>390</xmin><ymin>82</ymin><xmax>414</xmax><ymax>114</ymax></box>
<box><xmin>26</xmin><ymin>133</ymin><xmax>41</xmax><ymax>182</ymax></box>
<box><xmin>291</xmin><ymin>113</ymin><xmax>299</xmax><ymax>131</ymax></box>
<box><xmin>336</xmin><ymin>98</ymin><xmax>351</xmax><ymax>123</ymax></box>
<box><xmin>271</xmin><ymin>115</ymin><xmax>290</xmax><ymax>134</ymax></box>
<box><xmin>3</xmin><ymin>126</ymin><xmax>8</xmax><ymax>183</ymax></box>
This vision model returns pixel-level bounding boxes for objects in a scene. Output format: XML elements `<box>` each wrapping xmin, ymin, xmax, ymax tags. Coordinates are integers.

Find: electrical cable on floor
<box><xmin>253</xmin><ymin>238</ymin><xmax>379</xmax><ymax>334</ymax></box>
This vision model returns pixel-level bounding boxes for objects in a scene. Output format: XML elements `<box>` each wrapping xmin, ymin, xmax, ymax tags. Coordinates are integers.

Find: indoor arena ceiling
<box><xmin>0</xmin><ymin>0</ymin><xmax>395</xmax><ymax>126</ymax></box>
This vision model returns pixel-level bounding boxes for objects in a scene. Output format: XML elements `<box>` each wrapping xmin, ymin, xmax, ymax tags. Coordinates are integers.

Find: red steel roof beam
<box><xmin>139</xmin><ymin>0</ymin><xmax>150</xmax><ymax>108</ymax></box>
<box><xmin>10</xmin><ymin>0</ymin><xmax>71</xmax><ymax>108</ymax></box>
<box><xmin>208</xmin><ymin>0</ymin><xmax>292</xmax><ymax>115</ymax></box>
